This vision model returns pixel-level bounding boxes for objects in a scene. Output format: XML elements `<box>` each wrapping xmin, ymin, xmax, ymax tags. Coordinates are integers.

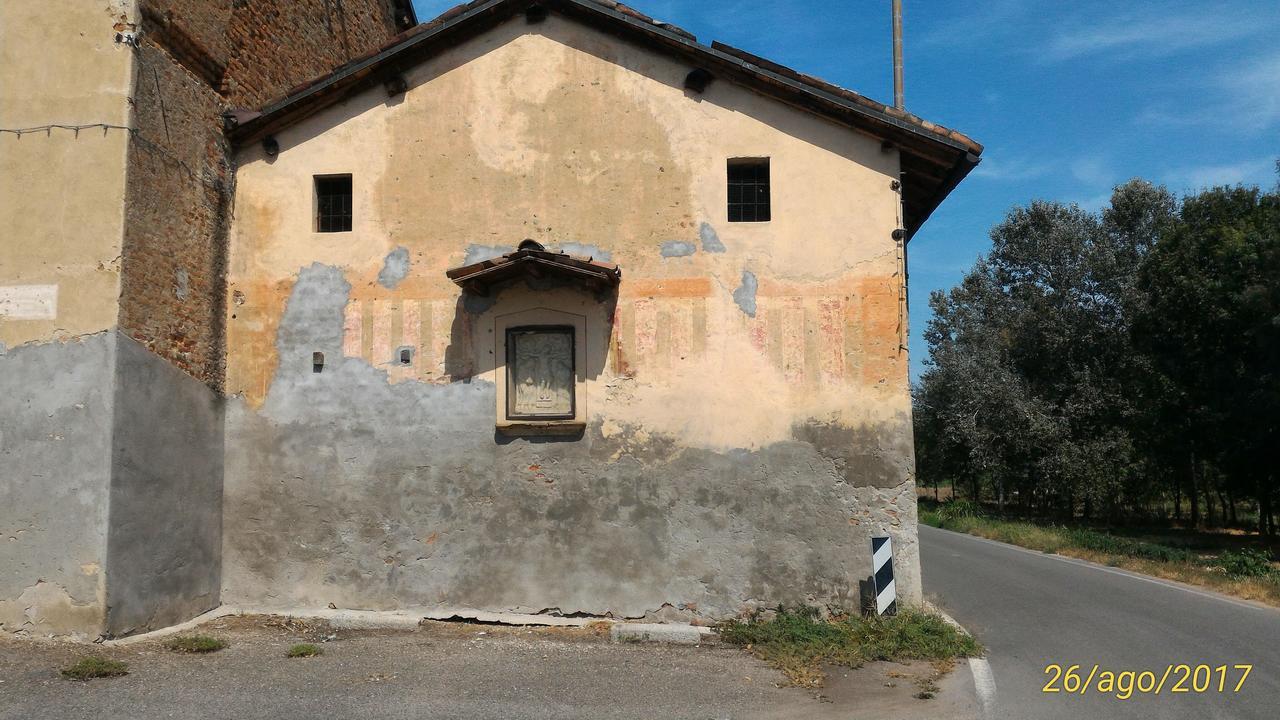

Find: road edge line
<box><xmin>925</xmin><ymin>600</ymin><xmax>996</xmax><ymax>718</ymax></box>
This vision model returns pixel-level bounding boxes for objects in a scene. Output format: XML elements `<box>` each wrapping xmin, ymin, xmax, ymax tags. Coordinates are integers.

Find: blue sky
<box><xmin>412</xmin><ymin>0</ymin><xmax>1280</xmax><ymax>380</ymax></box>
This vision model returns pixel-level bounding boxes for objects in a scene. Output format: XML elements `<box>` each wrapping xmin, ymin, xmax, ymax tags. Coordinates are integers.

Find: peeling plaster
<box><xmin>464</xmin><ymin>245</ymin><xmax>509</xmax><ymax>265</ymax></box>
<box><xmin>0</xmin><ymin>580</ymin><xmax>103</xmax><ymax>638</ymax></box>
<box><xmin>660</xmin><ymin>240</ymin><xmax>696</xmax><ymax>257</ymax></box>
<box><xmin>556</xmin><ymin>242</ymin><xmax>613</xmax><ymax>262</ymax></box>
<box><xmin>377</xmin><ymin>246</ymin><xmax>411</xmax><ymax>289</ymax></box>
<box><xmin>699</xmin><ymin>222</ymin><xmax>725</xmax><ymax>253</ymax></box>
<box><xmin>219</xmin><ymin>264</ymin><xmax>922</xmax><ymax>619</ymax></box>
<box><xmin>732</xmin><ymin>270</ymin><xmax>758</xmax><ymax>317</ymax></box>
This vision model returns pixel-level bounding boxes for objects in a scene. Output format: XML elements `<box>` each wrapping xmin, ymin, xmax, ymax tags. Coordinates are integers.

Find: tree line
<box><xmin>914</xmin><ymin>168</ymin><xmax>1279</xmax><ymax>534</ymax></box>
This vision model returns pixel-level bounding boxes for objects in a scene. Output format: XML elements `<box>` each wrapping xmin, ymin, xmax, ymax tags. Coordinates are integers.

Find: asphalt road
<box><xmin>921</xmin><ymin>524</ymin><xmax>1280</xmax><ymax>720</ymax></box>
<box><xmin>0</xmin><ymin>617</ymin><xmax>977</xmax><ymax>720</ymax></box>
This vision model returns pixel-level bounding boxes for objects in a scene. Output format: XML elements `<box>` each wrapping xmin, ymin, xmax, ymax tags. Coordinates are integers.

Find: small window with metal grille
<box><xmin>727</xmin><ymin>158</ymin><xmax>771</xmax><ymax>223</ymax></box>
<box><xmin>315</xmin><ymin>175</ymin><xmax>353</xmax><ymax>233</ymax></box>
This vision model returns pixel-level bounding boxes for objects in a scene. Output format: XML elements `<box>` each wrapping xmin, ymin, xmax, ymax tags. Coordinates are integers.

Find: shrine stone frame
<box><xmin>494</xmin><ymin>307</ymin><xmax>588</xmax><ymax>436</ymax></box>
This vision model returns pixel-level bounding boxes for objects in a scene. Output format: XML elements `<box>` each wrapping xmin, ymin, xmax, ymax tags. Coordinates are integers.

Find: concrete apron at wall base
<box><xmin>102</xmin><ymin>605</ymin><xmax>714</xmax><ymax>646</ymax></box>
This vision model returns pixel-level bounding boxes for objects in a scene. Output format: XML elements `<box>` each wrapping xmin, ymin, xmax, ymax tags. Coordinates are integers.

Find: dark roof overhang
<box><xmin>447</xmin><ymin>240</ymin><xmax>622</xmax><ymax>295</ymax></box>
<box><xmin>228</xmin><ymin>0</ymin><xmax>983</xmax><ymax>240</ymax></box>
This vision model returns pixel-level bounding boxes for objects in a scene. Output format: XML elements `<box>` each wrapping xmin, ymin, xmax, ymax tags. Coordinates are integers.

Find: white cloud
<box><xmin>1074</xmin><ymin>191</ymin><xmax>1115</xmax><ymax>215</ymax></box>
<box><xmin>1043</xmin><ymin>11</ymin><xmax>1266</xmax><ymax>62</ymax></box>
<box><xmin>971</xmin><ymin>156</ymin><xmax>1050</xmax><ymax>182</ymax></box>
<box><xmin>1134</xmin><ymin>49</ymin><xmax>1280</xmax><ymax>132</ymax></box>
<box><xmin>1165</xmin><ymin>158</ymin><xmax>1277</xmax><ymax>190</ymax></box>
<box><xmin>1222</xmin><ymin>51</ymin><xmax>1280</xmax><ymax>130</ymax></box>
<box><xmin>1070</xmin><ymin>156</ymin><xmax>1112</xmax><ymax>186</ymax></box>
<box><xmin>916</xmin><ymin>0</ymin><xmax>1038</xmax><ymax>50</ymax></box>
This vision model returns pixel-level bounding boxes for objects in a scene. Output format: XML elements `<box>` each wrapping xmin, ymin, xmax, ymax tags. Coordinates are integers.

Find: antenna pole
<box><xmin>892</xmin><ymin>0</ymin><xmax>905</xmax><ymax>110</ymax></box>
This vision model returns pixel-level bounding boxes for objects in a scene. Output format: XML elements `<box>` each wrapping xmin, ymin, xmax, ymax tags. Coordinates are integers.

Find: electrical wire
<box><xmin>0</xmin><ymin>123</ymin><xmax>135</xmax><ymax>138</ymax></box>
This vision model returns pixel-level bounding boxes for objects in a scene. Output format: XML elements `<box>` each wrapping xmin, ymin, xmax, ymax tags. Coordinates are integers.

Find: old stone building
<box><xmin>1</xmin><ymin>0</ymin><xmax>981</xmax><ymax>639</ymax></box>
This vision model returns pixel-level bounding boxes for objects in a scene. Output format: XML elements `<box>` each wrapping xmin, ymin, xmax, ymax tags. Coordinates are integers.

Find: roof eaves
<box><xmin>558</xmin><ymin>0</ymin><xmax>978</xmax><ymax>154</ymax></box>
<box><xmin>261</xmin><ymin>0</ymin><xmax>505</xmax><ymax>116</ymax></box>
<box><xmin>905</xmin><ymin>152</ymin><xmax>981</xmax><ymax>240</ymax></box>
<box><xmin>234</xmin><ymin>0</ymin><xmax>513</xmax><ymax>140</ymax></box>
<box><xmin>237</xmin><ymin>0</ymin><xmax>981</xmax><ymax>158</ymax></box>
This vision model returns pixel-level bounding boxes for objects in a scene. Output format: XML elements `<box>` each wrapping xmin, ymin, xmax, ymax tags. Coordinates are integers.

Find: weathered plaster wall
<box><xmin>225</xmin><ymin>16</ymin><xmax>919</xmax><ymax>617</ymax></box>
<box><xmin>0</xmin><ymin>335</ymin><xmax>115</xmax><ymax>638</ymax></box>
<box><xmin>0</xmin><ymin>0</ymin><xmax>413</xmax><ymax>638</ymax></box>
<box><xmin>0</xmin><ymin>1</ymin><xmax>135</xmax><ymax>346</ymax></box>
<box><xmin>104</xmin><ymin>335</ymin><xmax>225</xmax><ymax>637</ymax></box>
<box><xmin>0</xmin><ymin>1</ymin><xmax>137</xmax><ymax>639</ymax></box>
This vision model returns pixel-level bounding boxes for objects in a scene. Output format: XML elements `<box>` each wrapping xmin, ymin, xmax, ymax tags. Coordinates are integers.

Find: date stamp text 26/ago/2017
<box><xmin>1042</xmin><ymin>664</ymin><xmax>1253</xmax><ymax>700</ymax></box>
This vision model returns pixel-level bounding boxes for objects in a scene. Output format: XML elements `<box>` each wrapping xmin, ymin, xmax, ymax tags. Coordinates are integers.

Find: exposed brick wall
<box><xmin>119</xmin><ymin>40</ymin><xmax>231</xmax><ymax>390</ymax></box>
<box><xmin>118</xmin><ymin>0</ymin><xmax>409</xmax><ymax>391</ymax></box>
<box><xmin>221</xmin><ymin>0</ymin><xmax>407</xmax><ymax>108</ymax></box>
<box><xmin>138</xmin><ymin>0</ymin><xmax>414</xmax><ymax>107</ymax></box>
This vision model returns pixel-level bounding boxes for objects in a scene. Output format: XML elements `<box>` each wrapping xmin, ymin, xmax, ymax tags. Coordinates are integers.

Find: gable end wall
<box><xmin>222</xmin><ymin>15</ymin><xmax>921</xmax><ymax>620</ymax></box>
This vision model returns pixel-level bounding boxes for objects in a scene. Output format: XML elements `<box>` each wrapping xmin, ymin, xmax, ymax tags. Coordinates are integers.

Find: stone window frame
<box><xmin>495</xmin><ymin>308</ymin><xmax>587</xmax><ymax>436</ymax></box>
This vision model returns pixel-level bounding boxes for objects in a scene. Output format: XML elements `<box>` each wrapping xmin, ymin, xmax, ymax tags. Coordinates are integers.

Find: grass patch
<box><xmin>920</xmin><ymin>500</ymin><xmax>1280</xmax><ymax>606</ymax></box>
<box><xmin>719</xmin><ymin>607</ymin><xmax>981</xmax><ymax>687</ymax></box>
<box><xmin>286</xmin><ymin>643</ymin><xmax>322</xmax><ymax>658</ymax></box>
<box><xmin>165</xmin><ymin>635</ymin><xmax>228</xmax><ymax>654</ymax></box>
<box><xmin>61</xmin><ymin>656</ymin><xmax>129</xmax><ymax>681</ymax></box>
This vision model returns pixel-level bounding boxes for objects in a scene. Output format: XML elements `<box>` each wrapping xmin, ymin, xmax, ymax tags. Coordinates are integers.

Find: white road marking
<box><xmin>927</xmin><ymin>526</ymin><xmax>1278</xmax><ymax>614</ymax></box>
<box><xmin>969</xmin><ymin>656</ymin><xmax>997</xmax><ymax>718</ymax></box>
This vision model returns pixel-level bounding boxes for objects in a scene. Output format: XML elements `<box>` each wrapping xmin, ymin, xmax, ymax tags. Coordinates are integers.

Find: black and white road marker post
<box><xmin>871</xmin><ymin>536</ymin><xmax>897</xmax><ymax>616</ymax></box>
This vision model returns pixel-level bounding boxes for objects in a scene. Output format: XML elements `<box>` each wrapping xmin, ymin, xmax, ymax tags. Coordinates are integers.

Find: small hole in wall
<box><xmin>313</xmin><ymin>351</ymin><xmax>325</xmax><ymax>373</ymax></box>
<box><xmin>398</xmin><ymin>347</ymin><xmax>414</xmax><ymax>366</ymax></box>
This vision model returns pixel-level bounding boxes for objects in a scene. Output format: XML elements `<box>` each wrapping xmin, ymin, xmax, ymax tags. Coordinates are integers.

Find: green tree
<box><xmin>917</xmin><ymin>174</ymin><xmax>1278</xmax><ymax>532</ymax></box>
<box><xmin>918</xmin><ymin>188</ymin><xmax>1157</xmax><ymax>517</ymax></box>
<box><xmin>1133</xmin><ymin>183</ymin><xmax>1279</xmax><ymax>532</ymax></box>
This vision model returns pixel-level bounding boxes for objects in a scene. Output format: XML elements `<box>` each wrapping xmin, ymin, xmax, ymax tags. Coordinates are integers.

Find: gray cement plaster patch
<box><xmin>0</xmin><ymin>333</ymin><xmax>115</xmax><ymax>635</ymax></box>
<box><xmin>556</xmin><ymin>242</ymin><xmax>613</xmax><ymax>262</ymax></box>
<box><xmin>105</xmin><ymin>334</ymin><xmax>225</xmax><ymax>637</ymax></box>
<box><xmin>699</xmin><ymin>222</ymin><xmax>725</xmax><ymax>253</ymax></box>
<box><xmin>732</xmin><ymin>270</ymin><xmax>758</xmax><ymax>317</ymax></box>
<box><xmin>793</xmin><ymin>419</ymin><xmax>915</xmax><ymax>489</ymax></box>
<box><xmin>377</xmin><ymin>246</ymin><xmax>411</xmax><ymax>289</ymax></box>
<box><xmin>660</xmin><ymin>241</ymin><xmax>697</xmax><ymax>257</ymax></box>
<box><xmin>220</xmin><ymin>265</ymin><xmax>920</xmax><ymax>618</ymax></box>
<box><xmin>464</xmin><ymin>245</ymin><xmax>510</xmax><ymax>265</ymax></box>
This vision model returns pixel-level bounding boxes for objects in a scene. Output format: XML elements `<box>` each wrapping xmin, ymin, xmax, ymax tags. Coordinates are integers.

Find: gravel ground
<box><xmin>0</xmin><ymin>615</ymin><xmax>977</xmax><ymax>720</ymax></box>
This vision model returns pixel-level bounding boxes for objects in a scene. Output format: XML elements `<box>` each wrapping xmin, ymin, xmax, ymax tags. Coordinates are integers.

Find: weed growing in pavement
<box><xmin>166</xmin><ymin>635</ymin><xmax>228</xmax><ymax>653</ymax></box>
<box><xmin>719</xmin><ymin>606</ymin><xmax>981</xmax><ymax>687</ymax></box>
<box><xmin>286</xmin><ymin>643</ymin><xmax>323</xmax><ymax>658</ymax></box>
<box><xmin>61</xmin><ymin>657</ymin><xmax>129</xmax><ymax>680</ymax></box>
